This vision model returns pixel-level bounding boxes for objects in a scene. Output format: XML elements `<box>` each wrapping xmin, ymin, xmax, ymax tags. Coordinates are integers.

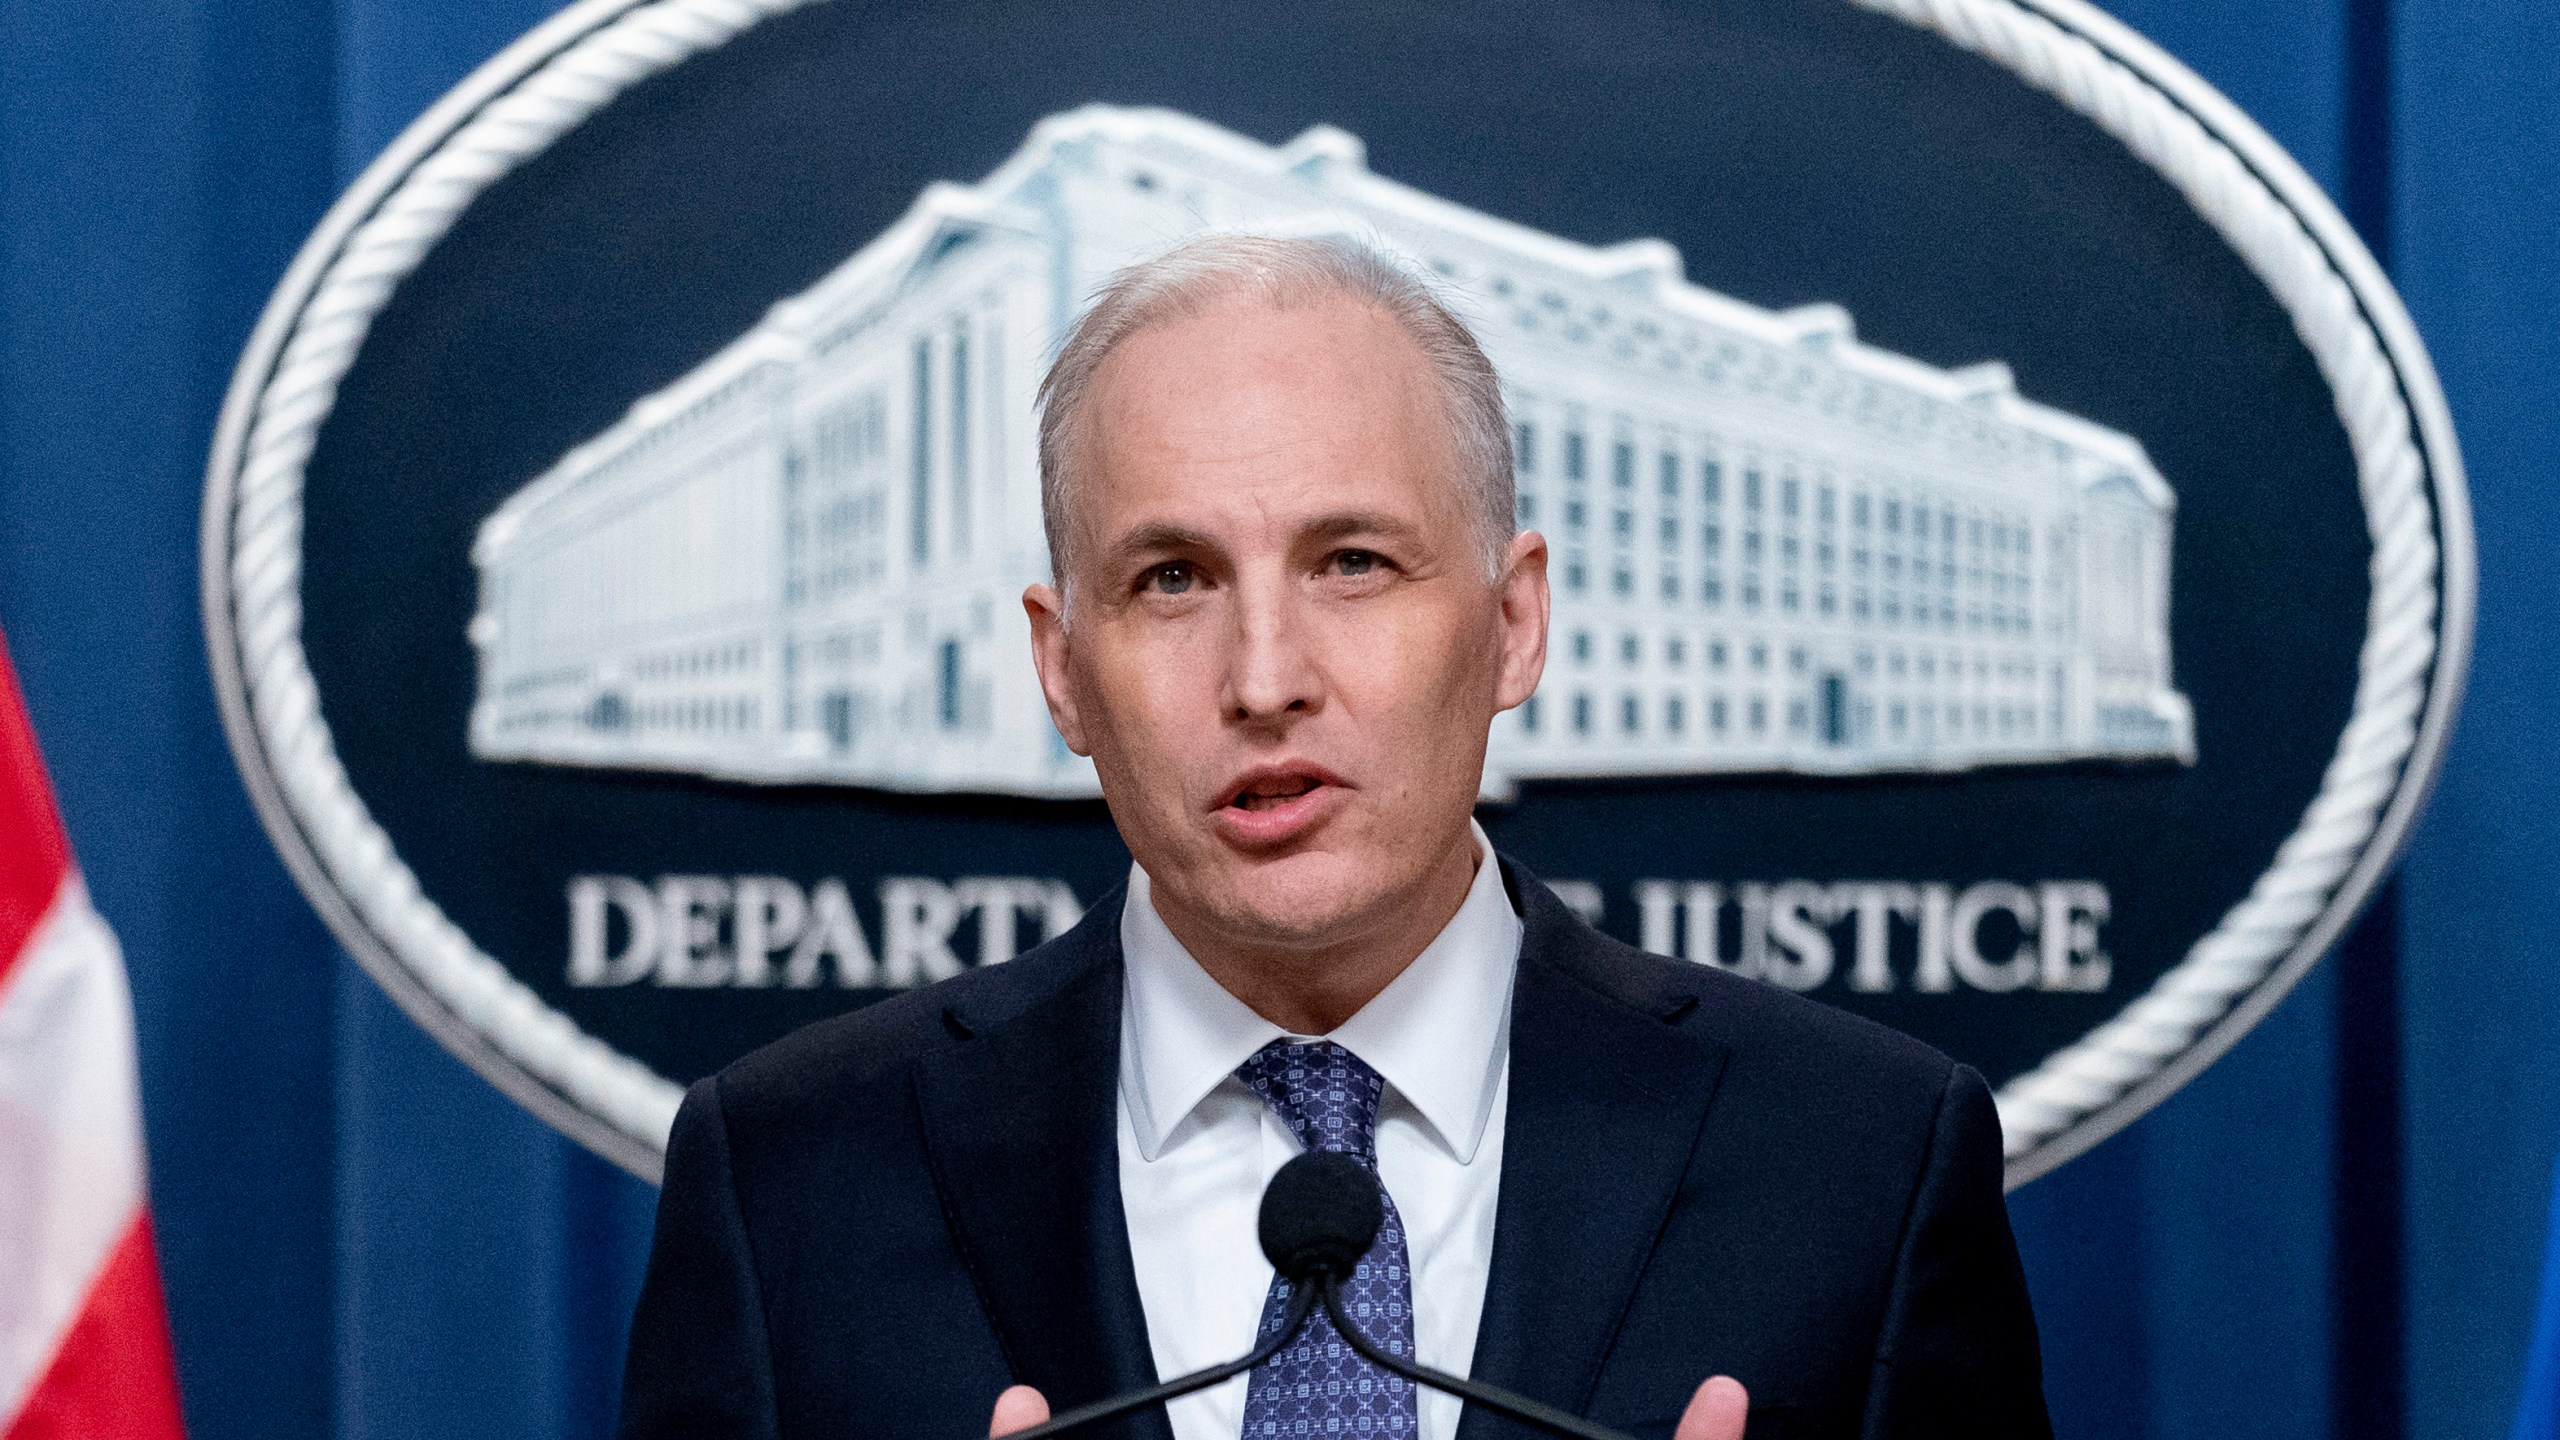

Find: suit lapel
<box><xmin>1461</xmin><ymin>866</ymin><xmax>1733</xmax><ymax>1437</ymax></box>
<box><xmin>913</xmin><ymin>902</ymin><xmax>1172</xmax><ymax>1440</ymax></box>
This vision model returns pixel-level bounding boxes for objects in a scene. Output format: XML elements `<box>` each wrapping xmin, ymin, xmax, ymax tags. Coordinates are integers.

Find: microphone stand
<box><xmin>994</xmin><ymin>1285</ymin><xmax>1320</xmax><ymax>1440</ymax></box>
<box><xmin>1318</xmin><ymin>1276</ymin><xmax>1643</xmax><ymax>1440</ymax></box>
<box><xmin>988</xmin><ymin>1151</ymin><xmax>1648</xmax><ymax>1440</ymax></box>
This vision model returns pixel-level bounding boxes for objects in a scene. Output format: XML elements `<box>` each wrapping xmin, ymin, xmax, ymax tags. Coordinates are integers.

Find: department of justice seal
<box><xmin>204</xmin><ymin>0</ymin><xmax>2471</xmax><ymax>1184</ymax></box>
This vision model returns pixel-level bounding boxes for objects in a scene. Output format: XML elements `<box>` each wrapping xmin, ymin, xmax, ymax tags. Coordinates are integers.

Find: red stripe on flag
<box><xmin>0</xmin><ymin>630</ymin><xmax>72</xmax><ymax>990</ymax></box>
<box><xmin>4</xmin><ymin>1213</ymin><xmax>186</xmax><ymax>1440</ymax></box>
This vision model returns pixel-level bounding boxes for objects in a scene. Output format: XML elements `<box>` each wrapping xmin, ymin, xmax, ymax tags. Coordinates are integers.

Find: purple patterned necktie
<box><xmin>1234</xmin><ymin>1039</ymin><xmax>1419</xmax><ymax>1438</ymax></box>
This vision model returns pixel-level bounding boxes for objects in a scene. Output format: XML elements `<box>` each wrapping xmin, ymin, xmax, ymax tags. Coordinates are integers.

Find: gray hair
<box><xmin>1035</xmin><ymin>234</ymin><xmax>1516</xmax><ymax>592</ymax></box>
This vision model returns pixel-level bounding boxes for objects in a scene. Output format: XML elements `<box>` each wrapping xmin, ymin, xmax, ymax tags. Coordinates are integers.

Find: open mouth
<box><xmin>1216</xmin><ymin>763</ymin><xmax>1348</xmax><ymax>818</ymax></box>
<box><xmin>1230</xmin><ymin>774</ymin><xmax>1323</xmax><ymax>812</ymax></box>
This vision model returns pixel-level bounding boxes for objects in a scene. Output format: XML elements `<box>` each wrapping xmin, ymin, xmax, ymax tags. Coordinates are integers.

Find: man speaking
<box><xmin>618</xmin><ymin>236</ymin><xmax>2049</xmax><ymax>1440</ymax></box>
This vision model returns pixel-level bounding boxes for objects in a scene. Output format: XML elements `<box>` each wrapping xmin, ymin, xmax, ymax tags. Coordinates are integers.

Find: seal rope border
<box><xmin>201</xmin><ymin>0</ymin><xmax>2473</xmax><ymax>1187</ymax></box>
<box><xmin>1859</xmin><ymin>0</ymin><xmax>2474</xmax><ymax>1183</ymax></box>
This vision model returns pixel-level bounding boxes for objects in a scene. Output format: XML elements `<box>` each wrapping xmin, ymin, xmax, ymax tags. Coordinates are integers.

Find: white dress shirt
<box><xmin>1117</xmin><ymin>824</ymin><xmax>1521</xmax><ymax>1440</ymax></box>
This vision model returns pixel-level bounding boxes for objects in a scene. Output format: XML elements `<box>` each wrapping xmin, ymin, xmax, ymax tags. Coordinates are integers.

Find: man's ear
<box><xmin>1492</xmin><ymin>530</ymin><xmax>1550</xmax><ymax>713</ymax></box>
<box><xmin>1023</xmin><ymin>582</ymin><xmax>1094</xmax><ymax>756</ymax></box>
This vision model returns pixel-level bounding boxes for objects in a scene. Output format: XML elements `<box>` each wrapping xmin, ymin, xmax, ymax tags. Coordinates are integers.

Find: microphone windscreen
<box><xmin>1258</xmin><ymin>1150</ymin><xmax>1384</xmax><ymax>1283</ymax></box>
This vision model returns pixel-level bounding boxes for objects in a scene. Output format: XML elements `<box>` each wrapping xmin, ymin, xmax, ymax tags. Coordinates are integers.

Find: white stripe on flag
<box><xmin>0</xmin><ymin>875</ymin><xmax>147</xmax><ymax>1425</ymax></box>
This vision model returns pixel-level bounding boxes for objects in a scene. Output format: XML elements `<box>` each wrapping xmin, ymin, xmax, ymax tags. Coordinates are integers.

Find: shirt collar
<box><xmin>1118</xmin><ymin>822</ymin><xmax>1521</xmax><ymax>1165</ymax></box>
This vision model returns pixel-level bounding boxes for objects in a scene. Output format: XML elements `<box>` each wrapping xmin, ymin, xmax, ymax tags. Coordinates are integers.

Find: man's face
<box><xmin>1026</xmin><ymin>294</ymin><xmax>1547</xmax><ymax>960</ymax></box>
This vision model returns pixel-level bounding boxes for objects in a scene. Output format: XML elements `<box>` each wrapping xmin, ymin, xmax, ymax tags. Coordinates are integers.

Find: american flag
<box><xmin>0</xmin><ymin>630</ymin><xmax>184</xmax><ymax>1439</ymax></box>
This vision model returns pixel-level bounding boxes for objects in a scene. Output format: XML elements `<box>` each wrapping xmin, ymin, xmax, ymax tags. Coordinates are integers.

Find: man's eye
<box><xmin>1145</xmin><ymin>562</ymin><xmax>1196</xmax><ymax>595</ymax></box>
<box><xmin>1332</xmin><ymin>550</ymin><xmax>1380</xmax><ymax>577</ymax></box>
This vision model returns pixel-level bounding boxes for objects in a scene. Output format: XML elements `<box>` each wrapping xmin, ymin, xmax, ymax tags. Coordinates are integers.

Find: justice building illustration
<box><xmin>466</xmin><ymin>105</ymin><xmax>2194</xmax><ymax>798</ymax></box>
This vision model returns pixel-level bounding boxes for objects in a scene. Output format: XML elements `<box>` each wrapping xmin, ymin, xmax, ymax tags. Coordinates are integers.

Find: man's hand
<box><xmin>1677</xmin><ymin>1375</ymin><xmax>1749</xmax><ymax>1440</ymax></box>
<box><xmin>989</xmin><ymin>1384</ymin><xmax>1050</xmax><ymax>1437</ymax></box>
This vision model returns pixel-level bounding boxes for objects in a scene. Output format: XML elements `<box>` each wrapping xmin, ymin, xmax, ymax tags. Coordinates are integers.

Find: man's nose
<box><xmin>1222</xmin><ymin>572</ymin><xmax>1323</xmax><ymax>726</ymax></box>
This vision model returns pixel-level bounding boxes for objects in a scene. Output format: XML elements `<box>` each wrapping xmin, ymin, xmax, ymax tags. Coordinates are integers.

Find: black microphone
<box><xmin>997</xmin><ymin>1152</ymin><xmax>1647</xmax><ymax>1440</ymax></box>
<box><xmin>988</xmin><ymin>1158</ymin><xmax>1353</xmax><ymax>1440</ymax></box>
<box><xmin>1262</xmin><ymin>1154</ymin><xmax>1646</xmax><ymax>1440</ymax></box>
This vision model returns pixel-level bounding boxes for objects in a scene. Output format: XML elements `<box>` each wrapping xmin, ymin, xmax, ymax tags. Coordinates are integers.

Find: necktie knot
<box><xmin>1235</xmin><ymin>1039</ymin><xmax>1386</xmax><ymax>1161</ymax></box>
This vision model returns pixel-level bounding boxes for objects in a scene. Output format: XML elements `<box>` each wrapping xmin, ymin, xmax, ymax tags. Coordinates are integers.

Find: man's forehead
<box><xmin>1054</xmin><ymin>290</ymin><xmax>1472</xmax><ymax>576</ymax></box>
<box><xmin>1082</xmin><ymin>299</ymin><xmax>1445</xmax><ymax>463</ymax></box>
<box><xmin>1122</xmin><ymin>287</ymin><xmax>1423</xmax><ymax>383</ymax></box>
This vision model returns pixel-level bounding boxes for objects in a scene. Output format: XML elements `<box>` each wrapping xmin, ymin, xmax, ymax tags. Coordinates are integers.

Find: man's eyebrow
<box><xmin>1300</xmin><ymin>511</ymin><xmax>1430</xmax><ymax>548</ymax></box>
<box><xmin>1099</xmin><ymin>522</ymin><xmax>1221</xmax><ymax>566</ymax></box>
<box><xmin>1095</xmin><ymin>512</ymin><xmax>1431</xmax><ymax>567</ymax></box>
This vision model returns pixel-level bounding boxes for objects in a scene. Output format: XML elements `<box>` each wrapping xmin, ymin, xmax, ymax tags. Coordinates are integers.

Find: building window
<box><xmin>1612</xmin><ymin>441</ymin><xmax>1634</xmax><ymax>488</ymax></box>
<box><xmin>1709</xmin><ymin>640</ymin><xmax>1728</xmax><ymax>669</ymax></box>
<box><xmin>1661</xmin><ymin>572</ymin><xmax>1681</xmax><ymax>602</ymax></box>
<box><xmin>1515</xmin><ymin>420</ymin><xmax>1536</xmax><ymax>474</ymax></box>
<box><xmin>1748</xmin><ymin>698</ymin><xmax>1768</xmax><ymax>733</ymax></box>
<box><xmin>1612</xmin><ymin>568</ymin><xmax>1633</xmax><ymax>596</ymax></box>
<box><xmin>938</xmin><ymin>640</ymin><xmax>963</xmax><ymax>729</ymax></box>
<box><xmin>1701</xmin><ymin>458</ymin><xmax>1723</xmax><ymax>505</ymax></box>
<box><xmin>910</xmin><ymin>337</ymin><xmax>933</xmax><ymax>564</ymax></box>
<box><xmin>1566</xmin><ymin>500</ymin><xmax>1587</xmax><ymax>534</ymax></box>
<box><xmin>1619</xmin><ymin>633</ymin><xmax>1639</xmax><ymax>664</ymax></box>
<box><xmin>1659</xmin><ymin>453</ymin><xmax>1680</xmax><ymax>498</ymax></box>
<box><xmin>1573</xmin><ymin>693</ymin><xmax>1592</xmax><ymax>734</ymax></box>
<box><xmin>1667</xmin><ymin>637</ymin><xmax>1687</xmax><ymax>667</ymax></box>
<box><xmin>1666</xmin><ymin>695</ymin><xmax>1686</xmax><ymax>733</ymax></box>
<box><xmin>1710</xmin><ymin>696</ymin><xmax>1729</xmax><ymax>732</ymax></box>
<box><xmin>1565</xmin><ymin>430</ymin><xmax>1587</xmax><ymax>481</ymax></box>
<box><xmin>950</xmin><ymin>321</ymin><xmax>972</xmax><ymax>554</ymax></box>
<box><xmin>1566</xmin><ymin>557</ymin><xmax>1587</xmax><ymax>593</ymax></box>
<box><xmin>1702</xmin><ymin>573</ymin><xmax>1723</xmax><ymax>607</ymax></box>
<box><xmin>1621</xmin><ymin>694</ymin><xmax>1641</xmax><ymax>733</ymax></box>
<box><xmin>1572</xmin><ymin>630</ymin><xmax>1592</xmax><ymax>663</ymax></box>
<box><xmin>1520</xmin><ymin>695</ymin><xmax>1540</xmax><ymax>733</ymax></box>
<box><xmin>1744</xmin><ymin>468</ymin><xmax>1763</xmax><ymax>511</ymax></box>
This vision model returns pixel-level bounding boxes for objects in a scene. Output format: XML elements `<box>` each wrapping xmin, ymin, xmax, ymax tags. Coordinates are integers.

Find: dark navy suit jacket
<box><xmin>619</xmin><ymin>857</ymin><xmax>2050</xmax><ymax>1440</ymax></box>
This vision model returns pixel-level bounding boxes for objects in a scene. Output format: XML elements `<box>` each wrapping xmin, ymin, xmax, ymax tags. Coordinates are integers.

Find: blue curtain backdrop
<box><xmin>0</xmin><ymin>0</ymin><xmax>2552</xmax><ymax>1436</ymax></box>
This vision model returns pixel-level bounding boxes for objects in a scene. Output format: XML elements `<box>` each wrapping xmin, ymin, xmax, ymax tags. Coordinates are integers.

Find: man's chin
<box><xmin>1188</xmin><ymin>852</ymin><xmax>1399</xmax><ymax>952</ymax></box>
